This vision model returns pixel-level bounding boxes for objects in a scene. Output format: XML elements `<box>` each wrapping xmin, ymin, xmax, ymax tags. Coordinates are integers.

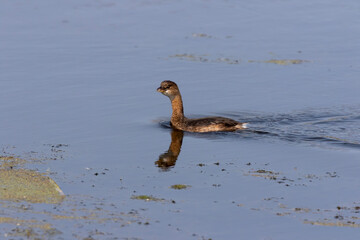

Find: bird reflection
<box><xmin>156</xmin><ymin>129</ymin><xmax>184</xmax><ymax>171</ymax></box>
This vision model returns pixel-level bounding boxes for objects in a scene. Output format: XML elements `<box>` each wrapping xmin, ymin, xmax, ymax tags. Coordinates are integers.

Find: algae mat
<box><xmin>0</xmin><ymin>169</ymin><xmax>65</xmax><ymax>204</ymax></box>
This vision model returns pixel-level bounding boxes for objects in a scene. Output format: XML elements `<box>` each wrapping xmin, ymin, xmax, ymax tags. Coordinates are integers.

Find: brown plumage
<box><xmin>157</xmin><ymin>80</ymin><xmax>247</xmax><ymax>132</ymax></box>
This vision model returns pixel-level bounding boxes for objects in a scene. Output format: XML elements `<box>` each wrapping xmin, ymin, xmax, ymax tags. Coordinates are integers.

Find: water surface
<box><xmin>1</xmin><ymin>0</ymin><xmax>360</xmax><ymax>239</ymax></box>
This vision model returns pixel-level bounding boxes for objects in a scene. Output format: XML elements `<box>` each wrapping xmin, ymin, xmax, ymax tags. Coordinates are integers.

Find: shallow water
<box><xmin>1</xmin><ymin>0</ymin><xmax>360</xmax><ymax>239</ymax></box>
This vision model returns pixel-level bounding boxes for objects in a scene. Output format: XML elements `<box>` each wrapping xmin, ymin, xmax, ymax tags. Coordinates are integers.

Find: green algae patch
<box><xmin>249</xmin><ymin>59</ymin><xmax>310</xmax><ymax>65</ymax></box>
<box><xmin>131</xmin><ymin>195</ymin><xmax>164</xmax><ymax>202</ymax></box>
<box><xmin>264</xmin><ymin>59</ymin><xmax>309</xmax><ymax>65</ymax></box>
<box><xmin>0</xmin><ymin>217</ymin><xmax>53</xmax><ymax>230</ymax></box>
<box><xmin>0</xmin><ymin>169</ymin><xmax>65</xmax><ymax>204</ymax></box>
<box><xmin>169</xmin><ymin>53</ymin><xmax>209</xmax><ymax>62</ymax></box>
<box><xmin>248</xmin><ymin>169</ymin><xmax>280</xmax><ymax>179</ymax></box>
<box><xmin>4</xmin><ymin>225</ymin><xmax>62</xmax><ymax>239</ymax></box>
<box><xmin>191</xmin><ymin>33</ymin><xmax>213</xmax><ymax>38</ymax></box>
<box><xmin>0</xmin><ymin>156</ymin><xmax>27</xmax><ymax>169</ymax></box>
<box><xmin>169</xmin><ymin>54</ymin><xmax>240</xmax><ymax>64</ymax></box>
<box><xmin>255</xmin><ymin>169</ymin><xmax>276</xmax><ymax>174</ymax></box>
<box><xmin>170</xmin><ymin>184</ymin><xmax>190</xmax><ymax>190</ymax></box>
<box><xmin>304</xmin><ymin>220</ymin><xmax>360</xmax><ymax>228</ymax></box>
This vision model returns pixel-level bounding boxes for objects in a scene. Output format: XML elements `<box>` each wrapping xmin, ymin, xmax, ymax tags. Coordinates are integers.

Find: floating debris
<box><xmin>264</xmin><ymin>59</ymin><xmax>309</xmax><ymax>65</ymax></box>
<box><xmin>169</xmin><ymin>53</ymin><xmax>209</xmax><ymax>62</ymax></box>
<box><xmin>215</xmin><ymin>57</ymin><xmax>240</xmax><ymax>64</ymax></box>
<box><xmin>0</xmin><ymin>156</ymin><xmax>27</xmax><ymax>169</ymax></box>
<box><xmin>249</xmin><ymin>59</ymin><xmax>310</xmax><ymax>65</ymax></box>
<box><xmin>169</xmin><ymin>54</ymin><xmax>307</xmax><ymax>65</ymax></box>
<box><xmin>131</xmin><ymin>195</ymin><xmax>165</xmax><ymax>202</ymax></box>
<box><xmin>170</xmin><ymin>184</ymin><xmax>190</xmax><ymax>190</ymax></box>
<box><xmin>191</xmin><ymin>33</ymin><xmax>213</xmax><ymax>38</ymax></box>
<box><xmin>168</xmin><ymin>54</ymin><xmax>241</xmax><ymax>64</ymax></box>
<box><xmin>304</xmin><ymin>220</ymin><xmax>360</xmax><ymax>228</ymax></box>
<box><xmin>247</xmin><ymin>169</ymin><xmax>280</xmax><ymax>180</ymax></box>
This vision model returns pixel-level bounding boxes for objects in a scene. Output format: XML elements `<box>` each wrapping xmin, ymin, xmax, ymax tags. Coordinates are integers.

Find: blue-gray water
<box><xmin>1</xmin><ymin>0</ymin><xmax>360</xmax><ymax>239</ymax></box>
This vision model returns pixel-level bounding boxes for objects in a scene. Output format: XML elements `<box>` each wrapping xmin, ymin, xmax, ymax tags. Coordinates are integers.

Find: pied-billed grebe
<box><xmin>157</xmin><ymin>80</ymin><xmax>248</xmax><ymax>132</ymax></box>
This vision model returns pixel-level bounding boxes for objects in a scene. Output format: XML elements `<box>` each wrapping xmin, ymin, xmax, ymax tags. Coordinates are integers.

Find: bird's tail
<box><xmin>237</xmin><ymin>122</ymin><xmax>248</xmax><ymax>129</ymax></box>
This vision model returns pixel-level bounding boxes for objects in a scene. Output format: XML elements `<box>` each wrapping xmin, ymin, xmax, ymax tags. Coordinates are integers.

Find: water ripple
<box><xmin>158</xmin><ymin>107</ymin><xmax>360</xmax><ymax>150</ymax></box>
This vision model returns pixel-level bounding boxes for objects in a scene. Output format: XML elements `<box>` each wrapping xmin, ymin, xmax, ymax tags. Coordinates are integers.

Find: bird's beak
<box><xmin>157</xmin><ymin>87</ymin><xmax>164</xmax><ymax>93</ymax></box>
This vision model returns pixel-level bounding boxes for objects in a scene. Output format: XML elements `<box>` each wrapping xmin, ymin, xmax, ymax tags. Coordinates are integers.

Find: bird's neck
<box><xmin>170</xmin><ymin>94</ymin><xmax>185</xmax><ymax>124</ymax></box>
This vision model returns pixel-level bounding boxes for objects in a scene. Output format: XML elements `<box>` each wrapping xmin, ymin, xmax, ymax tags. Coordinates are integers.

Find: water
<box><xmin>0</xmin><ymin>0</ymin><xmax>360</xmax><ymax>239</ymax></box>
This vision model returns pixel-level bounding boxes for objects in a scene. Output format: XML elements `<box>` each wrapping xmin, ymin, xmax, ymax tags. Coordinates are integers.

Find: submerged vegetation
<box><xmin>262</xmin><ymin>59</ymin><xmax>310</xmax><ymax>65</ymax></box>
<box><xmin>131</xmin><ymin>195</ymin><xmax>165</xmax><ymax>202</ymax></box>
<box><xmin>0</xmin><ymin>169</ymin><xmax>65</xmax><ymax>204</ymax></box>
<box><xmin>0</xmin><ymin>155</ymin><xmax>65</xmax><ymax>204</ymax></box>
<box><xmin>169</xmin><ymin>53</ymin><xmax>309</xmax><ymax>65</ymax></box>
<box><xmin>170</xmin><ymin>184</ymin><xmax>190</xmax><ymax>190</ymax></box>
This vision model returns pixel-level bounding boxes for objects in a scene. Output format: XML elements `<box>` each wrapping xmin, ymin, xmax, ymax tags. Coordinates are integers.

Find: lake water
<box><xmin>1</xmin><ymin>0</ymin><xmax>360</xmax><ymax>239</ymax></box>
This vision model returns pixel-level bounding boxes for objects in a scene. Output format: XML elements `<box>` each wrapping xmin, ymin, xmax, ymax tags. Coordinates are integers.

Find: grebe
<box><xmin>157</xmin><ymin>80</ymin><xmax>247</xmax><ymax>132</ymax></box>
